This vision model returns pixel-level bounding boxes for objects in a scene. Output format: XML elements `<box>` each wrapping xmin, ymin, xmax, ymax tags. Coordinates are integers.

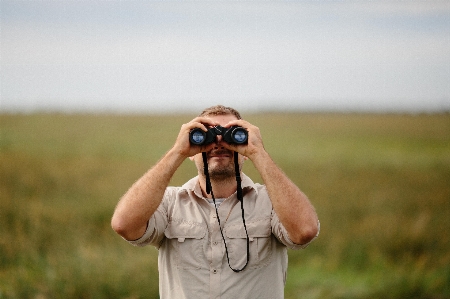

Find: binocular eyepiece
<box><xmin>189</xmin><ymin>125</ymin><xmax>248</xmax><ymax>146</ymax></box>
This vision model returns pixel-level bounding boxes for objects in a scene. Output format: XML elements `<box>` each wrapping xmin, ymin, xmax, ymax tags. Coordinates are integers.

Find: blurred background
<box><xmin>1</xmin><ymin>1</ymin><xmax>449</xmax><ymax>298</ymax></box>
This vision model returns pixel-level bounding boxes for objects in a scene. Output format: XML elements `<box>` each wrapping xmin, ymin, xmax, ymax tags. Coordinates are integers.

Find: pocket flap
<box><xmin>225</xmin><ymin>218</ymin><xmax>271</xmax><ymax>239</ymax></box>
<box><xmin>164</xmin><ymin>220</ymin><xmax>206</xmax><ymax>239</ymax></box>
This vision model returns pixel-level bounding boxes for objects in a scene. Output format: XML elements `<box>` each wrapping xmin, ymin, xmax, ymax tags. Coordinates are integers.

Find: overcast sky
<box><xmin>1</xmin><ymin>0</ymin><xmax>449</xmax><ymax>113</ymax></box>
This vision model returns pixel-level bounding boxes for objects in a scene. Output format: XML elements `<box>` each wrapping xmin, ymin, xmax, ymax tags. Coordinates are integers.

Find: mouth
<box><xmin>208</xmin><ymin>150</ymin><xmax>232</xmax><ymax>159</ymax></box>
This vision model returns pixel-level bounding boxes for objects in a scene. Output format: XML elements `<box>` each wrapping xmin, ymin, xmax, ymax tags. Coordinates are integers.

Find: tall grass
<box><xmin>1</xmin><ymin>112</ymin><xmax>449</xmax><ymax>298</ymax></box>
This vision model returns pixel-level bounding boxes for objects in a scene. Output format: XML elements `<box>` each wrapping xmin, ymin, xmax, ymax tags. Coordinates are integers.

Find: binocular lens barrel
<box><xmin>231</xmin><ymin>129</ymin><xmax>247</xmax><ymax>144</ymax></box>
<box><xmin>190</xmin><ymin>129</ymin><xmax>206</xmax><ymax>145</ymax></box>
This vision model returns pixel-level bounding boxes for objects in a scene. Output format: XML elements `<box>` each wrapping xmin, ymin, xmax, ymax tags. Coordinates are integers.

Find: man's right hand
<box><xmin>173</xmin><ymin>116</ymin><xmax>219</xmax><ymax>158</ymax></box>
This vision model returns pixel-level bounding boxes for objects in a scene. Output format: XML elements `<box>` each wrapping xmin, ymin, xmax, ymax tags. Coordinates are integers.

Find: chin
<box><xmin>209</xmin><ymin>168</ymin><xmax>235</xmax><ymax>181</ymax></box>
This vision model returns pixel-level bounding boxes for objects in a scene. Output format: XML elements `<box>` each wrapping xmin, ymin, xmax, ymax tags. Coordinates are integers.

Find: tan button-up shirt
<box><xmin>129</xmin><ymin>174</ymin><xmax>318</xmax><ymax>299</ymax></box>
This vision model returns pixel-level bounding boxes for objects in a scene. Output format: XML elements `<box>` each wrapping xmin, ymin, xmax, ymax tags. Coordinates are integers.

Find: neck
<box><xmin>199</xmin><ymin>175</ymin><xmax>237</xmax><ymax>199</ymax></box>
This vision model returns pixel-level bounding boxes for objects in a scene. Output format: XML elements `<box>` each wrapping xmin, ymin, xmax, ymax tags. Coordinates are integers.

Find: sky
<box><xmin>1</xmin><ymin>0</ymin><xmax>449</xmax><ymax>114</ymax></box>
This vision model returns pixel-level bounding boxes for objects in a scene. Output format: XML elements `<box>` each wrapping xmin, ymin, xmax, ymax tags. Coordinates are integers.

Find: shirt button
<box><xmin>213</xmin><ymin>269</ymin><xmax>217</xmax><ymax>274</ymax></box>
<box><xmin>213</xmin><ymin>241</ymin><xmax>218</xmax><ymax>245</ymax></box>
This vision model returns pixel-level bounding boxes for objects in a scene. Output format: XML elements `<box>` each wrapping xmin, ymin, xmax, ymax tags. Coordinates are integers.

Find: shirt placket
<box><xmin>209</xmin><ymin>207</ymin><xmax>223</xmax><ymax>299</ymax></box>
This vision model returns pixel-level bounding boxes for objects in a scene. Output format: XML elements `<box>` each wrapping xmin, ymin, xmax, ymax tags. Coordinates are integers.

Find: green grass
<box><xmin>1</xmin><ymin>112</ymin><xmax>449</xmax><ymax>298</ymax></box>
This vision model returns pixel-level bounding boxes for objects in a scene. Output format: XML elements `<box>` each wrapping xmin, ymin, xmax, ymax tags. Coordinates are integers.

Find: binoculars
<box><xmin>189</xmin><ymin>125</ymin><xmax>248</xmax><ymax>145</ymax></box>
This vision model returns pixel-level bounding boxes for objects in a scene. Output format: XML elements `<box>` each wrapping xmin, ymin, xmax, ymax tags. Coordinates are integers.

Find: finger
<box><xmin>220</xmin><ymin>140</ymin><xmax>247</xmax><ymax>155</ymax></box>
<box><xmin>224</xmin><ymin>119</ymin><xmax>251</xmax><ymax>129</ymax></box>
<box><xmin>193</xmin><ymin>117</ymin><xmax>219</xmax><ymax>128</ymax></box>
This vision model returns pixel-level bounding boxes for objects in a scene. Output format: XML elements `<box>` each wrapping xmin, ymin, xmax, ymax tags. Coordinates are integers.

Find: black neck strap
<box><xmin>201</xmin><ymin>151</ymin><xmax>249</xmax><ymax>272</ymax></box>
<box><xmin>202</xmin><ymin>152</ymin><xmax>212</xmax><ymax>195</ymax></box>
<box><xmin>234</xmin><ymin>151</ymin><xmax>243</xmax><ymax>202</ymax></box>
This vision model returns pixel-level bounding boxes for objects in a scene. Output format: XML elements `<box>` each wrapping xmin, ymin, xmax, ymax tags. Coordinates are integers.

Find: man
<box><xmin>111</xmin><ymin>105</ymin><xmax>319</xmax><ymax>299</ymax></box>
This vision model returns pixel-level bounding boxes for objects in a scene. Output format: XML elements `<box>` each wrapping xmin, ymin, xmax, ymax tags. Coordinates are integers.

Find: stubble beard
<box><xmin>196</xmin><ymin>152</ymin><xmax>236</xmax><ymax>183</ymax></box>
<box><xmin>208</xmin><ymin>161</ymin><xmax>235</xmax><ymax>182</ymax></box>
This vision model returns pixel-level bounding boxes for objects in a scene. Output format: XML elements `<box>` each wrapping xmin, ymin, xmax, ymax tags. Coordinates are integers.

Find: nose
<box><xmin>214</xmin><ymin>135</ymin><xmax>225</xmax><ymax>147</ymax></box>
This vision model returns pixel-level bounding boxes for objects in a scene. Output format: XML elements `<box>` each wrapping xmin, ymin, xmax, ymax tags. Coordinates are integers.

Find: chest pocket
<box><xmin>164</xmin><ymin>220</ymin><xmax>207</xmax><ymax>270</ymax></box>
<box><xmin>225</xmin><ymin>218</ymin><xmax>273</xmax><ymax>270</ymax></box>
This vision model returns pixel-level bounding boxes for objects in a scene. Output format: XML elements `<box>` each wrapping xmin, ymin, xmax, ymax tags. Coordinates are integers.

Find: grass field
<box><xmin>1</xmin><ymin>112</ymin><xmax>449</xmax><ymax>298</ymax></box>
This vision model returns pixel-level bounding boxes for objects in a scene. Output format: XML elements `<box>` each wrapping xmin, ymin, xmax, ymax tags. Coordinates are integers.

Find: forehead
<box><xmin>206</xmin><ymin>114</ymin><xmax>238</xmax><ymax>124</ymax></box>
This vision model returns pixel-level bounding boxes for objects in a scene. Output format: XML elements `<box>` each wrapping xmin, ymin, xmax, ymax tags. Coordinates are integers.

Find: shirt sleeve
<box><xmin>126</xmin><ymin>189</ymin><xmax>174</xmax><ymax>248</ymax></box>
<box><xmin>271</xmin><ymin>210</ymin><xmax>320</xmax><ymax>250</ymax></box>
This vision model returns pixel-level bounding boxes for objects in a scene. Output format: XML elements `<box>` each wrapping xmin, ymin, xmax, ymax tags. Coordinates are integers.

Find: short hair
<box><xmin>198</xmin><ymin>105</ymin><xmax>242</xmax><ymax>120</ymax></box>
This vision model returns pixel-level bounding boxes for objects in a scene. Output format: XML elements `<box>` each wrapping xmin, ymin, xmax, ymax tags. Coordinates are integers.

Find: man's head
<box><xmin>191</xmin><ymin>105</ymin><xmax>245</xmax><ymax>182</ymax></box>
